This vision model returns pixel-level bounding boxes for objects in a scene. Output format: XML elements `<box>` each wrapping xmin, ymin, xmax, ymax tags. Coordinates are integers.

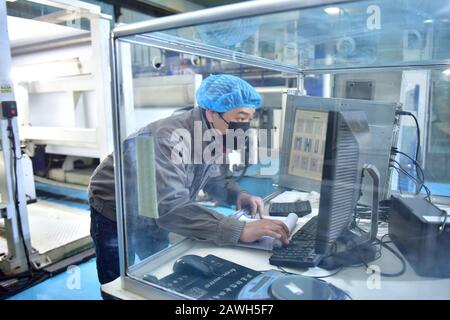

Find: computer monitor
<box><xmin>285</xmin><ymin>108</ymin><xmax>367</xmax><ymax>255</ymax></box>
<box><xmin>314</xmin><ymin>110</ymin><xmax>365</xmax><ymax>255</ymax></box>
<box><xmin>279</xmin><ymin>95</ymin><xmax>398</xmax><ymax>206</ymax></box>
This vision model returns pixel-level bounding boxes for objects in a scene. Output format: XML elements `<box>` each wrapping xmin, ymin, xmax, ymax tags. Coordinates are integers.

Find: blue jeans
<box><xmin>90</xmin><ymin>206</ymin><xmax>169</xmax><ymax>285</ymax></box>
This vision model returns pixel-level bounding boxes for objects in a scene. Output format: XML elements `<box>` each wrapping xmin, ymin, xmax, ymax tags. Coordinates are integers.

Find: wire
<box><xmin>380</xmin><ymin>233</ymin><xmax>392</xmax><ymax>244</ymax></box>
<box><xmin>323</xmin><ymin>233</ymin><xmax>405</xmax><ymax>278</ymax></box>
<box><xmin>7</xmin><ymin>119</ymin><xmax>32</xmax><ymax>271</ymax></box>
<box><xmin>438</xmin><ymin>209</ymin><xmax>448</xmax><ymax>234</ymax></box>
<box><xmin>389</xmin><ymin>161</ymin><xmax>446</xmax><ymax>231</ymax></box>
<box><xmin>392</xmin><ymin>162</ymin><xmax>431</xmax><ymax>201</ymax></box>
<box><xmin>396</xmin><ymin>150</ymin><xmax>425</xmax><ymax>183</ymax></box>
<box><xmin>352</xmin><ymin>238</ymin><xmax>406</xmax><ymax>278</ymax></box>
<box><xmin>355</xmin><ymin>203</ymin><xmax>391</xmax><ymax>222</ymax></box>
<box><xmin>357</xmin><ymin>234</ymin><xmax>406</xmax><ymax>277</ymax></box>
<box><xmin>376</xmin><ymin>239</ymin><xmax>407</xmax><ymax>278</ymax></box>
<box><xmin>390</xmin><ymin>158</ymin><xmax>431</xmax><ymax>201</ymax></box>
<box><xmin>276</xmin><ymin>266</ymin><xmax>293</xmax><ymax>274</ymax></box>
<box><xmin>341</xmin><ymin>290</ymin><xmax>353</xmax><ymax>300</ymax></box>
<box><xmin>391</xmin><ymin>148</ymin><xmax>431</xmax><ymax>200</ymax></box>
<box><xmin>391</xmin><ymin>165</ymin><xmax>420</xmax><ymax>195</ymax></box>
<box><xmin>396</xmin><ymin>111</ymin><xmax>420</xmax><ymax>163</ymax></box>
<box><xmin>390</xmin><ymin>159</ymin><xmax>421</xmax><ymax>191</ymax></box>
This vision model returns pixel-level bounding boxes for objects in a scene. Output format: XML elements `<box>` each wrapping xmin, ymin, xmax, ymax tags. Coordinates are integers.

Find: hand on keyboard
<box><xmin>236</xmin><ymin>193</ymin><xmax>267</xmax><ymax>218</ymax></box>
<box><xmin>240</xmin><ymin>218</ymin><xmax>290</xmax><ymax>245</ymax></box>
<box><xmin>269</xmin><ymin>216</ymin><xmax>322</xmax><ymax>268</ymax></box>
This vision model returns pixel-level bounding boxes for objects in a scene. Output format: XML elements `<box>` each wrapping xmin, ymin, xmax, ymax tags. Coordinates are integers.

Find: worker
<box><xmin>88</xmin><ymin>74</ymin><xmax>290</xmax><ymax>284</ymax></box>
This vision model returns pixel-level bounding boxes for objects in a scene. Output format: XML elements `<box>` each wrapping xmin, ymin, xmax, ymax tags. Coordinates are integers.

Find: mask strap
<box><xmin>202</xmin><ymin>110</ymin><xmax>213</xmax><ymax>129</ymax></box>
<box><xmin>217</xmin><ymin>112</ymin><xmax>230</xmax><ymax>126</ymax></box>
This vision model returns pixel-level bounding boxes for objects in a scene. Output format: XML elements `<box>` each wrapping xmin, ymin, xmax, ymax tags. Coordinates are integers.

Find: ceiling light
<box><xmin>324</xmin><ymin>7</ymin><xmax>341</xmax><ymax>16</ymax></box>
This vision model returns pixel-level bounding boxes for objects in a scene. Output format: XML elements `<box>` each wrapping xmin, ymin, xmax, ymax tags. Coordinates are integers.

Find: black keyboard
<box><xmin>269</xmin><ymin>216</ymin><xmax>323</xmax><ymax>268</ymax></box>
<box><xmin>269</xmin><ymin>200</ymin><xmax>312</xmax><ymax>217</ymax></box>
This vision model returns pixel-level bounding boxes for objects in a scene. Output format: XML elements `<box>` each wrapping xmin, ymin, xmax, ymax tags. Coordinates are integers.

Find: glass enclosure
<box><xmin>111</xmin><ymin>0</ymin><xmax>450</xmax><ymax>300</ymax></box>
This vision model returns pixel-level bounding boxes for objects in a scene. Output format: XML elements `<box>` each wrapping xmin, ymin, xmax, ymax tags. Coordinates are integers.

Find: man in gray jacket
<box><xmin>88</xmin><ymin>74</ymin><xmax>289</xmax><ymax>284</ymax></box>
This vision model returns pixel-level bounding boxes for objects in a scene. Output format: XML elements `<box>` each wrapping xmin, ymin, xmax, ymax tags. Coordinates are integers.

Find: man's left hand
<box><xmin>236</xmin><ymin>193</ymin><xmax>266</xmax><ymax>218</ymax></box>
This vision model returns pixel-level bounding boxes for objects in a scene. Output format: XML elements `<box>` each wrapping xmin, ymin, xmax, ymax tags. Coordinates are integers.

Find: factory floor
<box><xmin>8</xmin><ymin>258</ymin><xmax>102</xmax><ymax>300</ymax></box>
<box><xmin>2</xmin><ymin>177</ymin><xmax>103</xmax><ymax>300</ymax></box>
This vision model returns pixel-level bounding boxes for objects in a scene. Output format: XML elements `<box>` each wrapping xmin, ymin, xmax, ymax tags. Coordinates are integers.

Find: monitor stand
<box><xmin>319</xmin><ymin>165</ymin><xmax>381</xmax><ymax>270</ymax></box>
<box><xmin>318</xmin><ymin>230</ymin><xmax>379</xmax><ymax>270</ymax></box>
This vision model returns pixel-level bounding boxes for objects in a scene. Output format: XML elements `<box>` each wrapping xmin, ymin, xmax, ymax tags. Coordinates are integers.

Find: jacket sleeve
<box><xmin>153</xmin><ymin>133</ymin><xmax>245</xmax><ymax>246</ymax></box>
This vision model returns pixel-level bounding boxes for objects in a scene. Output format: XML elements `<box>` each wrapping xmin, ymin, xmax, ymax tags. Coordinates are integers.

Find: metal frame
<box><xmin>110</xmin><ymin>36</ymin><xmax>126</xmax><ymax>283</ymax></box>
<box><xmin>112</xmin><ymin>0</ymin><xmax>353</xmax><ymax>39</ymax></box>
<box><xmin>109</xmin><ymin>0</ymin><xmax>450</xmax><ymax>299</ymax></box>
<box><xmin>121</xmin><ymin>32</ymin><xmax>300</xmax><ymax>74</ymax></box>
<box><xmin>302</xmin><ymin>63</ymin><xmax>450</xmax><ymax>74</ymax></box>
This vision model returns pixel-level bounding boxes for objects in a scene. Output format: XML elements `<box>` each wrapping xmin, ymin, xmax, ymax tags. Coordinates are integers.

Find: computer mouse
<box><xmin>173</xmin><ymin>255</ymin><xmax>215</xmax><ymax>278</ymax></box>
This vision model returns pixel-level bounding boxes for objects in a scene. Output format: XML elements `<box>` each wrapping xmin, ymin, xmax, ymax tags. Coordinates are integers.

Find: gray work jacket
<box><xmin>88</xmin><ymin>108</ymin><xmax>246</xmax><ymax>246</ymax></box>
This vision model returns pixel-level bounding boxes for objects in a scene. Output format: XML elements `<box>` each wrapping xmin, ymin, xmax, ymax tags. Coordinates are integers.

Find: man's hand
<box><xmin>240</xmin><ymin>219</ymin><xmax>290</xmax><ymax>245</ymax></box>
<box><xmin>236</xmin><ymin>192</ymin><xmax>266</xmax><ymax>217</ymax></box>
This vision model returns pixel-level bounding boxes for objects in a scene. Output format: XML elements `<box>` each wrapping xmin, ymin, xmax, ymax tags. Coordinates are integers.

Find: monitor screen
<box><xmin>287</xmin><ymin>110</ymin><xmax>328</xmax><ymax>182</ymax></box>
<box><xmin>279</xmin><ymin>95</ymin><xmax>398</xmax><ymax>205</ymax></box>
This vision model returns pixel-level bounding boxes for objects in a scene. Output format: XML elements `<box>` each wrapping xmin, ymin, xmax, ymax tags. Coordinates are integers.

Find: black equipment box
<box><xmin>147</xmin><ymin>255</ymin><xmax>261</xmax><ymax>300</ymax></box>
<box><xmin>389</xmin><ymin>196</ymin><xmax>450</xmax><ymax>278</ymax></box>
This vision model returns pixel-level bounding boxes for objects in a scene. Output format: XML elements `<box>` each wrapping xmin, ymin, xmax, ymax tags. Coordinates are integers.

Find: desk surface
<box><xmin>102</xmin><ymin>208</ymin><xmax>450</xmax><ymax>300</ymax></box>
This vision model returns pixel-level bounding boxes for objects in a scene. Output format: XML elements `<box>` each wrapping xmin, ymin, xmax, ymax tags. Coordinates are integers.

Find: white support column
<box><xmin>90</xmin><ymin>14</ymin><xmax>113</xmax><ymax>161</ymax></box>
<box><xmin>66</xmin><ymin>90</ymin><xmax>77</xmax><ymax>127</ymax></box>
<box><xmin>119</xmin><ymin>42</ymin><xmax>136</xmax><ymax>137</ymax></box>
<box><xmin>14</xmin><ymin>83</ymin><xmax>30</xmax><ymax>131</ymax></box>
<box><xmin>0</xmin><ymin>0</ymin><xmax>32</xmax><ymax>274</ymax></box>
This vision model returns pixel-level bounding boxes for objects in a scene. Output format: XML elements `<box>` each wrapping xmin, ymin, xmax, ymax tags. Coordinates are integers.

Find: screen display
<box><xmin>288</xmin><ymin>110</ymin><xmax>328</xmax><ymax>181</ymax></box>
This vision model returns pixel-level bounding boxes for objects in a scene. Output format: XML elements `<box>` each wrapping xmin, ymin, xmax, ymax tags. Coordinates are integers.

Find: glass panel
<box><xmin>129</xmin><ymin>0</ymin><xmax>450</xmax><ymax>71</ymax></box>
<box><xmin>116</xmin><ymin>42</ymin><xmax>284</xmax><ymax>291</ymax></box>
<box><xmin>113</xmin><ymin>1</ymin><xmax>450</xmax><ymax>300</ymax></box>
<box><xmin>425</xmin><ymin>69</ymin><xmax>450</xmax><ymax>196</ymax></box>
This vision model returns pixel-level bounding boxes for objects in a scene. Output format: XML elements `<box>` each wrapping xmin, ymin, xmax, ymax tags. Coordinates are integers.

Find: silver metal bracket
<box><xmin>362</xmin><ymin>164</ymin><xmax>381</xmax><ymax>240</ymax></box>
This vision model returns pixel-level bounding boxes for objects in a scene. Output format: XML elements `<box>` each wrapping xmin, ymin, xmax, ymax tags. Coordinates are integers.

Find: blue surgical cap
<box><xmin>196</xmin><ymin>74</ymin><xmax>262</xmax><ymax>113</ymax></box>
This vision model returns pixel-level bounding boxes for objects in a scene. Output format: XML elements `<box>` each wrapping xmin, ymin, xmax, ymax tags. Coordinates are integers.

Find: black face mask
<box><xmin>218</xmin><ymin>113</ymin><xmax>250</xmax><ymax>150</ymax></box>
